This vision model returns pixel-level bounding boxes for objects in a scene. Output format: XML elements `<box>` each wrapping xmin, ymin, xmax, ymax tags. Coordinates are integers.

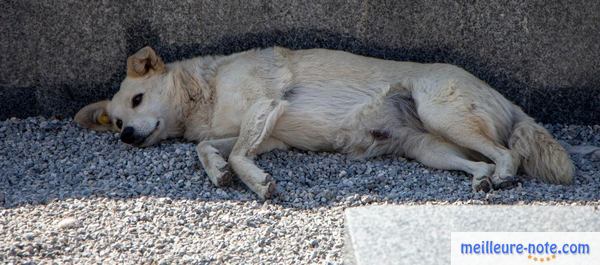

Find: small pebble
<box><xmin>24</xmin><ymin>233</ymin><xmax>35</xmax><ymax>240</ymax></box>
<box><xmin>56</xmin><ymin>217</ymin><xmax>80</xmax><ymax>229</ymax></box>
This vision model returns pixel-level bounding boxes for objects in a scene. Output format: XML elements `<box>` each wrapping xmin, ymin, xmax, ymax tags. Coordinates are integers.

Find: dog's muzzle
<box><xmin>120</xmin><ymin>121</ymin><xmax>160</xmax><ymax>146</ymax></box>
<box><xmin>120</xmin><ymin>126</ymin><xmax>140</xmax><ymax>145</ymax></box>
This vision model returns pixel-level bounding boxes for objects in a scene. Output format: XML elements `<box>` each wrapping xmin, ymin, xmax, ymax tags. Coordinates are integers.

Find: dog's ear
<box><xmin>127</xmin><ymin>46</ymin><xmax>166</xmax><ymax>78</ymax></box>
<box><xmin>74</xmin><ymin>100</ymin><xmax>116</xmax><ymax>132</ymax></box>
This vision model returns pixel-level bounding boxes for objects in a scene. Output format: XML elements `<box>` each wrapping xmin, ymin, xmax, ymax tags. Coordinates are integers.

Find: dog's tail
<box><xmin>508</xmin><ymin>109</ymin><xmax>574</xmax><ymax>184</ymax></box>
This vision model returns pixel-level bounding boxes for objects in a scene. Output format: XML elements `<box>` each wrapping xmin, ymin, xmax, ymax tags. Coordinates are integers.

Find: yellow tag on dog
<box><xmin>98</xmin><ymin>113</ymin><xmax>110</xmax><ymax>125</ymax></box>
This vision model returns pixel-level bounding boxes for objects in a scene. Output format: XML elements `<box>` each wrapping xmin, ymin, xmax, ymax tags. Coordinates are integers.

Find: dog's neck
<box><xmin>165</xmin><ymin>55</ymin><xmax>225</xmax><ymax>141</ymax></box>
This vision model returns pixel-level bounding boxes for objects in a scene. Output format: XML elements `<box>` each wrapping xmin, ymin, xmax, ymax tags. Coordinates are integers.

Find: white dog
<box><xmin>76</xmin><ymin>46</ymin><xmax>573</xmax><ymax>199</ymax></box>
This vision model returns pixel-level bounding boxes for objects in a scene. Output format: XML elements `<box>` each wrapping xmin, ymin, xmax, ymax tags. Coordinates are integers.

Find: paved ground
<box><xmin>1</xmin><ymin>117</ymin><xmax>599</xmax><ymax>264</ymax></box>
<box><xmin>344</xmin><ymin>205</ymin><xmax>600</xmax><ymax>265</ymax></box>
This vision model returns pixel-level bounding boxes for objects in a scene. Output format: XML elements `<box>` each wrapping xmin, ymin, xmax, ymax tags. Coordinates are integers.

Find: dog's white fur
<box><xmin>76</xmin><ymin>46</ymin><xmax>574</xmax><ymax>199</ymax></box>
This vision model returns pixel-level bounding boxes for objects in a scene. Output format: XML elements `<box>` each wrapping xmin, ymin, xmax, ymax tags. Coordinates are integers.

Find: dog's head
<box><xmin>75</xmin><ymin>47</ymin><xmax>179</xmax><ymax>147</ymax></box>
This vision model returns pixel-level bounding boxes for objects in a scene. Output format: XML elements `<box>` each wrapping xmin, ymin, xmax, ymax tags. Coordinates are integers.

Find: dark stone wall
<box><xmin>1</xmin><ymin>0</ymin><xmax>599</xmax><ymax>124</ymax></box>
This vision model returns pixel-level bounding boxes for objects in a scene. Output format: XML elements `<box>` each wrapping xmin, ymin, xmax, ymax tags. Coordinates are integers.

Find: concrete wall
<box><xmin>1</xmin><ymin>0</ymin><xmax>599</xmax><ymax>124</ymax></box>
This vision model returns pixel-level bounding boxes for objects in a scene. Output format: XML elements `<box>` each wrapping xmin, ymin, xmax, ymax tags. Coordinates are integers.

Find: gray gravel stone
<box><xmin>0</xmin><ymin>117</ymin><xmax>598</xmax><ymax>264</ymax></box>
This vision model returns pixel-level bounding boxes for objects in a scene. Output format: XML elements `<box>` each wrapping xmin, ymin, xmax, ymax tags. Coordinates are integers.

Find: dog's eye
<box><xmin>115</xmin><ymin>119</ymin><xmax>123</xmax><ymax>129</ymax></box>
<box><xmin>132</xmin><ymin>93</ymin><xmax>143</xmax><ymax>108</ymax></box>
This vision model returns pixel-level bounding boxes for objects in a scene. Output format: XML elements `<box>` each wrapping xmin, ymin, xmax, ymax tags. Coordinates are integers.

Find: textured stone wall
<box><xmin>1</xmin><ymin>0</ymin><xmax>599</xmax><ymax>124</ymax></box>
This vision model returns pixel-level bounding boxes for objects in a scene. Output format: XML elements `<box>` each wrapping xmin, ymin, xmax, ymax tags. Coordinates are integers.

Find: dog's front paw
<box><xmin>472</xmin><ymin>176</ymin><xmax>492</xmax><ymax>193</ymax></box>
<box><xmin>491</xmin><ymin>175</ymin><xmax>520</xmax><ymax>190</ymax></box>
<box><xmin>261</xmin><ymin>173</ymin><xmax>277</xmax><ymax>200</ymax></box>
<box><xmin>214</xmin><ymin>163</ymin><xmax>234</xmax><ymax>186</ymax></box>
<box><xmin>199</xmin><ymin>152</ymin><xmax>233</xmax><ymax>187</ymax></box>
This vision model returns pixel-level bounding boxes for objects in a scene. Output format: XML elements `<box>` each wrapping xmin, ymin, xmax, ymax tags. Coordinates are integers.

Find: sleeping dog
<box><xmin>75</xmin><ymin>46</ymin><xmax>573</xmax><ymax>199</ymax></box>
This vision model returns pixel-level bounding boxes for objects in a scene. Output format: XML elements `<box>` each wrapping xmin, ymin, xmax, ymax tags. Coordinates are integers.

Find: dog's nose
<box><xmin>120</xmin><ymin>126</ymin><xmax>136</xmax><ymax>144</ymax></box>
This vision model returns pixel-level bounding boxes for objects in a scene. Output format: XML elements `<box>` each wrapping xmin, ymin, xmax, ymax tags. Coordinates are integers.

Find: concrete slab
<box><xmin>344</xmin><ymin>205</ymin><xmax>600</xmax><ymax>265</ymax></box>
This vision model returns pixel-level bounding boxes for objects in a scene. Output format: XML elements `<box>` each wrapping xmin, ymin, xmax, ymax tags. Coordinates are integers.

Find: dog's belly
<box><xmin>271</xmin><ymin>82</ymin><xmax>406</xmax><ymax>153</ymax></box>
<box><xmin>272</xmin><ymin>108</ymin><xmax>341</xmax><ymax>152</ymax></box>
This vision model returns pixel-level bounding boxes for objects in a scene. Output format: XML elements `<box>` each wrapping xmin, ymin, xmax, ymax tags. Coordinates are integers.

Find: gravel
<box><xmin>1</xmin><ymin>117</ymin><xmax>599</xmax><ymax>264</ymax></box>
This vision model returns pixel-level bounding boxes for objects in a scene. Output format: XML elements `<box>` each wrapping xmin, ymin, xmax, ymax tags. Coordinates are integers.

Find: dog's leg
<box><xmin>419</xmin><ymin>118</ymin><xmax>519</xmax><ymax>190</ymax></box>
<box><xmin>255</xmin><ymin>137</ymin><xmax>289</xmax><ymax>154</ymax></box>
<box><xmin>197</xmin><ymin>137</ymin><xmax>289</xmax><ymax>187</ymax></box>
<box><xmin>415</xmin><ymin>84</ymin><xmax>520</xmax><ymax>190</ymax></box>
<box><xmin>228</xmin><ymin>99</ymin><xmax>287</xmax><ymax>199</ymax></box>
<box><xmin>403</xmin><ymin>131</ymin><xmax>496</xmax><ymax>192</ymax></box>
<box><xmin>197</xmin><ymin>137</ymin><xmax>237</xmax><ymax>186</ymax></box>
<box><xmin>435</xmin><ymin>127</ymin><xmax>518</xmax><ymax>190</ymax></box>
